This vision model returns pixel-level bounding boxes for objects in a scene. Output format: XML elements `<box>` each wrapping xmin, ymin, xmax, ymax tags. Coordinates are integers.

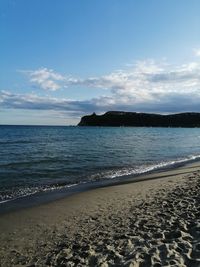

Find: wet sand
<box><xmin>1</xmin><ymin>162</ymin><xmax>200</xmax><ymax>266</ymax></box>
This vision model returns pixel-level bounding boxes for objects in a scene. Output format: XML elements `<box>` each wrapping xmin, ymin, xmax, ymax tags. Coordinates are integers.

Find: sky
<box><xmin>1</xmin><ymin>0</ymin><xmax>200</xmax><ymax>125</ymax></box>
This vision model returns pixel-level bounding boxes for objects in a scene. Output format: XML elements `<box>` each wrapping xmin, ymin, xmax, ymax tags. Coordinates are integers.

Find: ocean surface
<box><xmin>1</xmin><ymin>125</ymin><xmax>200</xmax><ymax>207</ymax></box>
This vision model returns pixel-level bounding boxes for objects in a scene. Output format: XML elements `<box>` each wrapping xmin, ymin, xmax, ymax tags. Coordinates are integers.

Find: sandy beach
<box><xmin>1</xmin><ymin>162</ymin><xmax>200</xmax><ymax>266</ymax></box>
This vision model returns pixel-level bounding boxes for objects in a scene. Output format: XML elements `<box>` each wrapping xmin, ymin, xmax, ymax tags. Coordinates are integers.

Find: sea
<box><xmin>1</xmin><ymin>125</ymin><xmax>200</xmax><ymax>212</ymax></box>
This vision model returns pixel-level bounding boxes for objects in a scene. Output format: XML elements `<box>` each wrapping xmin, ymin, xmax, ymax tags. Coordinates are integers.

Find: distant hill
<box><xmin>78</xmin><ymin>111</ymin><xmax>200</xmax><ymax>127</ymax></box>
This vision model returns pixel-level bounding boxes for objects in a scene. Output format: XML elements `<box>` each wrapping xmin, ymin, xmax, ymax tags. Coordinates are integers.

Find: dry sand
<box><xmin>1</xmin><ymin>162</ymin><xmax>200</xmax><ymax>266</ymax></box>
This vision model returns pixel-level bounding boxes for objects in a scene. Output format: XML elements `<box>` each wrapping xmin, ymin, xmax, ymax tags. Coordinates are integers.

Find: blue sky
<box><xmin>1</xmin><ymin>0</ymin><xmax>200</xmax><ymax>125</ymax></box>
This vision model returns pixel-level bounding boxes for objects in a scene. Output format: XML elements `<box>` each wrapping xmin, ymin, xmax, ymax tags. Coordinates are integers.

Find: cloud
<box><xmin>194</xmin><ymin>48</ymin><xmax>200</xmax><ymax>57</ymax></box>
<box><xmin>22</xmin><ymin>60</ymin><xmax>200</xmax><ymax>99</ymax></box>
<box><xmin>1</xmin><ymin>88</ymin><xmax>200</xmax><ymax>119</ymax></box>
<box><xmin>5</xmin><ymin>58</ymin><xmax>200</xmax><ymax>120</ymax></box>
<box><xmin>50</xmin><ymin>60</ymin><xmax>200</xmax><ymax>98</ymax></box>
<box><xmin>0</xmin><ymin>90</ymin><xmax>99</xmax><ymax>114</ymax></box>
<box><xmin>21</xmin><ymin>68</ymin><xmax>66</xmax><ymax>91</ymax></box>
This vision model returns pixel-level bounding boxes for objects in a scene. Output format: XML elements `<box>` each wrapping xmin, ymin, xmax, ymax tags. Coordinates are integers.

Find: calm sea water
<box><xmin>1</xmin><ymin>125</ymin><xmax>200</xmax><ymax>204</ymax></box>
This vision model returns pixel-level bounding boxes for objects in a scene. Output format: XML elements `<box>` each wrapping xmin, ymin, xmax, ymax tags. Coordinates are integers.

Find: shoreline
<box><xmin>1</xmin><ymin>157</ymin><xmax>200</xmax><ymax>215</ymax></box>
<box><xmin>1</xmin><ymin>161</ymin><xmax>200</xmax><ymax>265</ymax></box>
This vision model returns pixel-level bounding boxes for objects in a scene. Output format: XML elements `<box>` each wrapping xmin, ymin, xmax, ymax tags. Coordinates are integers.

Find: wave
<box><xmin>0</xmin><ymin>140</ymin><xmax>34</xmax><ymax>145</ymax></box>
<box><xmin>1</xmin><ymin>154</ymin><xmax>200</xmax><ymax>205</ymax></box>
<box><xmin>0</xmin><ymin>183</ymin><xmax>78</xmax><ymax>204</ymax></box>
<box><xmin>89</xmin><ymin>154</ymin><xmax>200</xmax><ymax>180</ymax></box>
<box><xmin>0</xmin><ymin>158</ymin><xmax>72</xmax><ymax>168</ymax></box>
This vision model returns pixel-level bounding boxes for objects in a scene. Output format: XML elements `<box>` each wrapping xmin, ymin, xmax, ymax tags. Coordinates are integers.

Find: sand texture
<box><xmin>1</xmin><ymin>163</ymin><xmax>200</xmax><ymax>266</ymax></box>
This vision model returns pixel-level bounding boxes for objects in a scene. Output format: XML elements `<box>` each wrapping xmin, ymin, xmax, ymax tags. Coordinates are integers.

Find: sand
<box><xmin>1</xmin><ymin>162</ymin><xmax>200</xmax><ymax>266</ymax></box>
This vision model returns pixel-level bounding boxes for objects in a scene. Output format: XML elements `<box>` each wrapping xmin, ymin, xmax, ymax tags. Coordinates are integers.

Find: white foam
<box><xmin>1</xmin><ymin>154</ymin><xmax>200</xmax><ymax>205</ymax></box>
<box><xmin>90</xmin><ymin>154</ymin><xmax>200</xmax><ymax>181</ymax></box>
<box><xmin>0</xmin><ymin>183</ymin><xmax>79</xmax><ymax>204</ymax></box>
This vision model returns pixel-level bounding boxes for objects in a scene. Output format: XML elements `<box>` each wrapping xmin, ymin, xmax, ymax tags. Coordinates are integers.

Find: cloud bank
<box><xmin>2</xmin><ymin>59</ymin><xmax>200</xmax><ymax>122</ymax></box>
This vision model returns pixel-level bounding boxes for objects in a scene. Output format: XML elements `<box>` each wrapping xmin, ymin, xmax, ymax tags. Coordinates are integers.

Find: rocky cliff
<box><xmin>78</xmin><ymin>111</ymin><xmax>200</xmax><ymax>127</ymax></box>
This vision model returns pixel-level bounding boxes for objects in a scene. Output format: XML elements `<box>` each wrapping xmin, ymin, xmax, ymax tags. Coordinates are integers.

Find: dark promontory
<box><xmin>78</xmin><ymin>111</ymin><xmax>200</xmax><ymax>127</ymax></box>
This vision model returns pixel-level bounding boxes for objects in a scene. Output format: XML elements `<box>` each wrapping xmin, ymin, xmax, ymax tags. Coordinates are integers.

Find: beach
<box><xmin>0</xmin><ymin>162</ymin><xmax>200</xmax><ymax>266</ymax></box>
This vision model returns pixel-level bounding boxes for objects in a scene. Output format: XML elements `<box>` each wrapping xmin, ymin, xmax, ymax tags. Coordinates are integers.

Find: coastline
<box><xmin>1</xmin><ymin>161</ymin><xmax>200</xmax><ymax>266</ymax></box>
<box><xmin>1</xmin><ymin>156</ymin><xmax>200</xmax><ymax>215</ymax></box>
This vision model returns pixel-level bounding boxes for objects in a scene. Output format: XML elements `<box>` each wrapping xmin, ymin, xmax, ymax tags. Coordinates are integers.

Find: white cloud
<box><xmin>12</xmin><ymin>57</ymin><xmax>200</xmax><ymax>117</ymax></box>
<box><xmin>194</xmin><ymin>48</ymin><xmax>200</xmax><ymax>57</ymax></box>
<box><xmin>21</xmin><ymin>68</ymin><xmax>66</xmax><ymax>91</ymax></box>
<box><xmin>52</xmin><ymin>59</ymin><xmax>200</xmax><ymax>96</ymax></box>
<box><xmin>62</xmin><ymin>59</ymin><xmax>200</xmax><ymax>106</ymax></box>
